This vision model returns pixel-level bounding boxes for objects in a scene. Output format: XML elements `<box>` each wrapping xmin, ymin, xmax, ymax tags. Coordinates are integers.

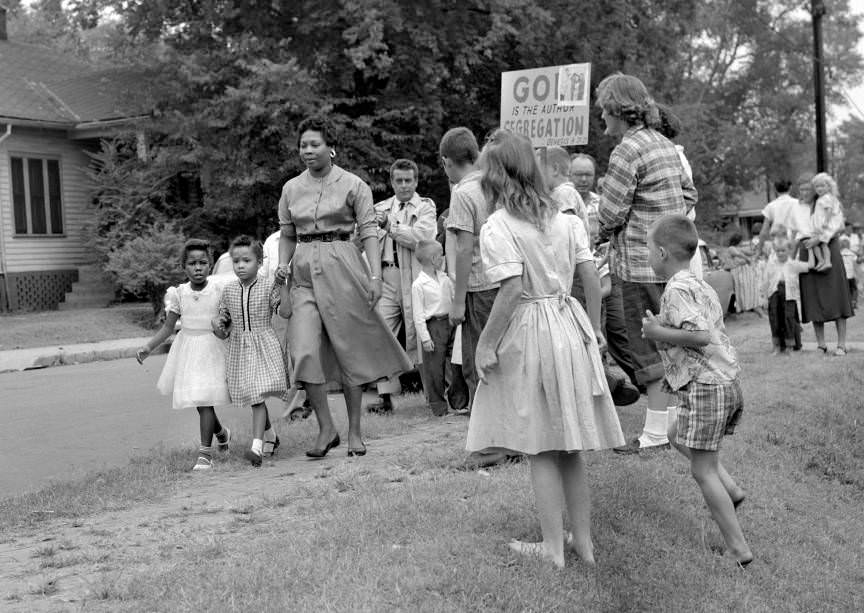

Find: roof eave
<box><xmin>0</xmin><ymin>114</ymin><xmax>150</xmax><ymax>139</ymax></box>
<box><xmin>0</xmin><ymin>116</ymin><xmax>76</xmax><ymax>129</ymax></box>
<box><xmin>70</xmin><ymin>115</ymin><xmax>149</xmax><ymax>140</ymax></box>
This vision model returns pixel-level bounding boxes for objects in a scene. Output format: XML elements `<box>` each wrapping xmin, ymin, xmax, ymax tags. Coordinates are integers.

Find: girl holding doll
<box><xmin>136</xmin><ymin>239</ymin><xmax>232</xmax><ymax>471</ymax></box>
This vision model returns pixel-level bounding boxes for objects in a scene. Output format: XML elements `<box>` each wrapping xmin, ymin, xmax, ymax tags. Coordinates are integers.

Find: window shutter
<box><xmin>47</xmin><ymin>160</ymin><xmax>63</xmax><ymax>234</ymax></box>
<box><xmin>10</xmin><ymin>157</ymin><xmax>27</xmax><ymax>234</ymax></box>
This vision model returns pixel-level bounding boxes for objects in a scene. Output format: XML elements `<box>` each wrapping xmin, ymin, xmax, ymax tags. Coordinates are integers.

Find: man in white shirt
<box><xmin>570</xmin><ymin>153</ymin><xmax>600</xmax><ymax>242</ymax></box>
<box><xmin>760</xmin><ymin>179</ymin><xmax>798</xmax><ymax>241</ymax></box>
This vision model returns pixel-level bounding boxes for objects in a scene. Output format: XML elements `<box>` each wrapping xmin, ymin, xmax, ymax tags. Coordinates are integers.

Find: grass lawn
<box><xmin>1</xmin><ymin>314</ymin><xmax>863</xmax><ymax>611</ymax></box>
<box><xmin>0</xmin><ymin>304</ymin><xmax>153</xmax><ymax>350</ymax></box>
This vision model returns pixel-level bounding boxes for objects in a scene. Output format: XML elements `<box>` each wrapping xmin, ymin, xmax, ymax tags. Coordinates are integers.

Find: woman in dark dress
<box><xmin>796</xmin><ymin>174</ymin><xmax>853</xmax><ymax>355</ymax></box>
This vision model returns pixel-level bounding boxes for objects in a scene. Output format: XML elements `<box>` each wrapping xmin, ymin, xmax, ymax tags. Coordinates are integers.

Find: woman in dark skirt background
<box><xmin>796</xmin><ymin>175</ymin><xmax>854</xmax><ymax>356</ymax></box>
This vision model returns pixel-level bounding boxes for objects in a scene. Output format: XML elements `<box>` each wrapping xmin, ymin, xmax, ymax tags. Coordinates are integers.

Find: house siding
<box><xmin>0</xmin><ymin>126</ymin><xmax>95</xmax><ymax>273</ymax></box>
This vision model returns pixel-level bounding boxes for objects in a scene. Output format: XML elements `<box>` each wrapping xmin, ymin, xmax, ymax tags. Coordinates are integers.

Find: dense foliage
<box><xmin>8</xmin><ymin>1</ymin><xmax>864</xmax><ymax>241</ymax></box>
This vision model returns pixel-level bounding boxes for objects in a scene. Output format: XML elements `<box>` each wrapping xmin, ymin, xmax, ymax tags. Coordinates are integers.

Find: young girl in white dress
<box><xmin>213</xmin><ymin>235</ymin><xmax>289</xmax><ymax>467</ymax></box>
<box><xmin>137</xmin><ymin>239</ymin><xmax>232</xmax><ymax>471</ymax></box>
<box><xmin>466</xmin><ymin>130</ymin><xmax>625</xmax><ymax>568</ymax></box>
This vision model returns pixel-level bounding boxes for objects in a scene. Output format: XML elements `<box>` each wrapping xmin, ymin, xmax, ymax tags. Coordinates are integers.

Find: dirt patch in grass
<box><xmin>0</xmin><ymin>304</ymin><xmax>153</xmax><ymax>350</ymax></box>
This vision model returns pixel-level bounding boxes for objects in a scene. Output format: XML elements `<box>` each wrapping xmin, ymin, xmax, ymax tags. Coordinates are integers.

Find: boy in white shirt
<box><xmin>412</xmin><ymin>240</ymin><xmax>454</xmax><ymax>416</ymax></box>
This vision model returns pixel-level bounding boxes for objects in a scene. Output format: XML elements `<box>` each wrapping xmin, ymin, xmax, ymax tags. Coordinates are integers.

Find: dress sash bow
<box><xmin>521</xmin><ymin>293</ymin><xmax>609</xmax><ymax>397</ymax></box>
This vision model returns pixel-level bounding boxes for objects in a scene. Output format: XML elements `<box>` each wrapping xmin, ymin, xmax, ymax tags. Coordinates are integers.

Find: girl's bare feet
<box><xmin>564</xmin><ymin>531</ymin><xmax>596</xmax><ymax>566</ymax></box>
<box><xmin>508</xmin><ymin>540</ymin><xmax>565</xmax><ymax>569</ymax></box>
<box><xmin>734</xmin><ymin>550</ymin><xmax>754</xmax><ymax>569</ymax></box>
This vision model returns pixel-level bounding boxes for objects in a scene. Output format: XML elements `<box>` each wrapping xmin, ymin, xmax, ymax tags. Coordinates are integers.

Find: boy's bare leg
<box><xmin>510</xmin><ymin>452</ymin><xmax>565</xmax><ymax>568</ymax></box>
<box><xmin>668</xmin><ymin>422</ymin><xmax>745</xmax><ymax>503</ymax></box>
<box><xmin>690</xmin><ymin>449</ymin><xmax>752</xmax><ymax>563</ymax></box>
<box><xmin>559</xmin><ymin>452</ymin><xmax>595</xmax><ymax>565</ymax></box>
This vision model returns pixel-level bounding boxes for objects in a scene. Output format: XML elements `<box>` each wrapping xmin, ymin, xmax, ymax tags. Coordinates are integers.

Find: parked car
<box><xmin>699</xmin><ymin>240</ymin><xmax>734</xmax><ymax>314</ymax></box>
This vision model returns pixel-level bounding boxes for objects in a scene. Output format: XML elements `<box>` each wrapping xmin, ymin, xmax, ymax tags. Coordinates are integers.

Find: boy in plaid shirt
<box><xmin>641</xmin><ymin>215</ymin><xmax>753</xmax><ymax>568</ymax></box>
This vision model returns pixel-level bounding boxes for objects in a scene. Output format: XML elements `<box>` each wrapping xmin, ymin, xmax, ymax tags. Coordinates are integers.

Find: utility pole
<box><xmin>812</xmin><ymin>0</ymin><xmax>827</xmax><ymax>172</ymax></box>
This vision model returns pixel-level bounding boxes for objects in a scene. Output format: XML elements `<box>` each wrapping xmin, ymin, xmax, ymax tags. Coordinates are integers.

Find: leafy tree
<box><xmin>103</xmin><ymin>222</ymin><xmax>187</xmax><ymax>324</ymax></box>
<box><xmin>36</xmin><ymin>0</ymin><xmax>864</xmax><ymax>233</ymax></box>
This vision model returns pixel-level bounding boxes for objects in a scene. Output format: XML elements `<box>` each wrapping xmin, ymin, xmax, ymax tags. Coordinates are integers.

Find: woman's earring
<box><xmin>330</xmin><ymin>149</ymin><xmax>336</xmax><ymax>159</ymax></box>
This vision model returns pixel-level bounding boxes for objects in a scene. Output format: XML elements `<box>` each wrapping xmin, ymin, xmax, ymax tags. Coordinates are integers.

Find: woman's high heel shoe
<box><xmin>306</xmin><ymin>434</ymin><xmax>340</xmax><ymax>458</ymax></box>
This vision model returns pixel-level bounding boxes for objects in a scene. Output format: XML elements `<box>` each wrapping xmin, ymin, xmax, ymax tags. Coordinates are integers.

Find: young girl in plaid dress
<box><xmin>213</xmin><ymin>235</ymin><xmax>290</xmax><ymax>466</ymax></box>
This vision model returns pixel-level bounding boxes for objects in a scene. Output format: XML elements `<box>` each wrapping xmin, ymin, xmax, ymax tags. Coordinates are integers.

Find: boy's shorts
<box><xmin>674</xmin><ymin>379</ymin><xmax>743</xmax><ymax>451</ymax></box>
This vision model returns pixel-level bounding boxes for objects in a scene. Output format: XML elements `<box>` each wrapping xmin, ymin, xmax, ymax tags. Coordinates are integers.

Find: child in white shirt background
<box><xmin>761</xmin><ymin>238</ymin><xmax>809</xmax><ymax>354</ymax></box>
<box><xmin>412</xmin><ymin>240</ymin><xmax>454</xmax><ymax>416</ymax></box>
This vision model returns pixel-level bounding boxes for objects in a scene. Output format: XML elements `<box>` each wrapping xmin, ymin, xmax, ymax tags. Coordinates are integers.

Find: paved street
<box><xmin>0</xmin><ymin>356</ymin><xmax>252</xmax><ymax>495</ymax></box>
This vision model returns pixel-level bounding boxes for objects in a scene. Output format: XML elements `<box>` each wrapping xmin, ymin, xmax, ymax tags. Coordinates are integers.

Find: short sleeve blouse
<box><xmin>480</xmin><ymin>216</ymin><xmax>523</xmax><ymax>284</ymax></box>
<box><xmin>278</xmin><ymin>165</ymin><xmax>376</xmax><ymax>240</ymax></box>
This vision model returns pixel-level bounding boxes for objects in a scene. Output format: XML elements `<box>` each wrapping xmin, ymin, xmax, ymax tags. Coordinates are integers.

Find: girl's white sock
<box><xmin>251</xmin><ymin>438</ymin><xmax>263</xmax><ymax>455</ymax></box>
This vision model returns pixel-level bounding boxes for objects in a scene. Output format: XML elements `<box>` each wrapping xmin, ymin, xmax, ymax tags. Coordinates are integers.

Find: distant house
<box><xmin>0</xmin><ymin>6</ymin><xmax>146</xmax><ymax>311</ymax></box>
<box><xmin>717</xmin><ymin>181</ymin><xmax>771</xmax><ymax>239</ymax></box>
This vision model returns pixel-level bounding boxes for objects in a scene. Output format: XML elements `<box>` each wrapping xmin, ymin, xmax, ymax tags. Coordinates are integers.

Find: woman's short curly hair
<box><xmin>297</xmin><ymin>116</ymin><xmax>338</xmax><ymax>148</ymax></box>
<box><xmin>595</xmin><ymin>73</ymin><xmax>660</xmax><ymax>129</ymax></box>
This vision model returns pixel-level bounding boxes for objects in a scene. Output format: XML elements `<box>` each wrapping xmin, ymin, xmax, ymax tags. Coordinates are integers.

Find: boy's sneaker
<box><xmin>244</xmin><ymin>448</ymin><xmax>263</xmax><ymax>467</ymax></box>
<box><xmin>263</xmin><ymin>435</ymin><xmax>280</xmax><ymax>457</ymax></box>
<box><xmin>192</xmin><ymin>456</ymin><xmax>212</xmax><ymax>471</ymax></box>
<box><xmin>216</xmin><ymin>428</ymin><xmax>231</xmax><ymax>452</ymax></box>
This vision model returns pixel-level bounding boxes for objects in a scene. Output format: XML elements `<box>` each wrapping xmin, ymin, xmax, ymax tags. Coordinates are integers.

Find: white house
<box><xmin>0</xmin><ymin>6</ymin><xmax>145</xmax><ymax>310</ymax></box>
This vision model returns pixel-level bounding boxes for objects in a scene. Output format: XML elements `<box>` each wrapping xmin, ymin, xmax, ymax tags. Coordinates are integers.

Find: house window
<box><xmin>10</xmin><ymin>156</ymin><xmax>64</xmax><ymax>235</ymax></box>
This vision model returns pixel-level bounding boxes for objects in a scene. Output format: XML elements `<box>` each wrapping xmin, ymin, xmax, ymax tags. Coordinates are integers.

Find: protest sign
<box><xmin>500</xmin><ymin>63</ymin><xmax>591</xmax><ymax>147</ymax></box>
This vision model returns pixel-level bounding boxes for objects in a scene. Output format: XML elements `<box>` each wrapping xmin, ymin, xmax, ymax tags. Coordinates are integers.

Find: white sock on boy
<box><xmin>638</xmin><ymin>408</ymin><xmax>669</xmax><ymax>447</ymax></box>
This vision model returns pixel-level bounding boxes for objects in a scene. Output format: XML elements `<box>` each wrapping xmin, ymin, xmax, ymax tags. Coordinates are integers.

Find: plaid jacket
<box><xmin>598</xmin><ymin>126</ymin><xmax>698</xmax><ymax>283</ymax></box>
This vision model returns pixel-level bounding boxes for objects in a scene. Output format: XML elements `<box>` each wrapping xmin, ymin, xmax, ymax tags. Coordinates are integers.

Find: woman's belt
<box><xmin>297</xmin><ymin>231</ymin><xmax>352</xmax><ymax>243</ymax></box>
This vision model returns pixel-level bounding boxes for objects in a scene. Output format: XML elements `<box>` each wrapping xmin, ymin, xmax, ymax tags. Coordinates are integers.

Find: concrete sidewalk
<box><xmin>0</xmin><ymin>337</ymin><xmax>169</xmax><ymax>373</ymax></box>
